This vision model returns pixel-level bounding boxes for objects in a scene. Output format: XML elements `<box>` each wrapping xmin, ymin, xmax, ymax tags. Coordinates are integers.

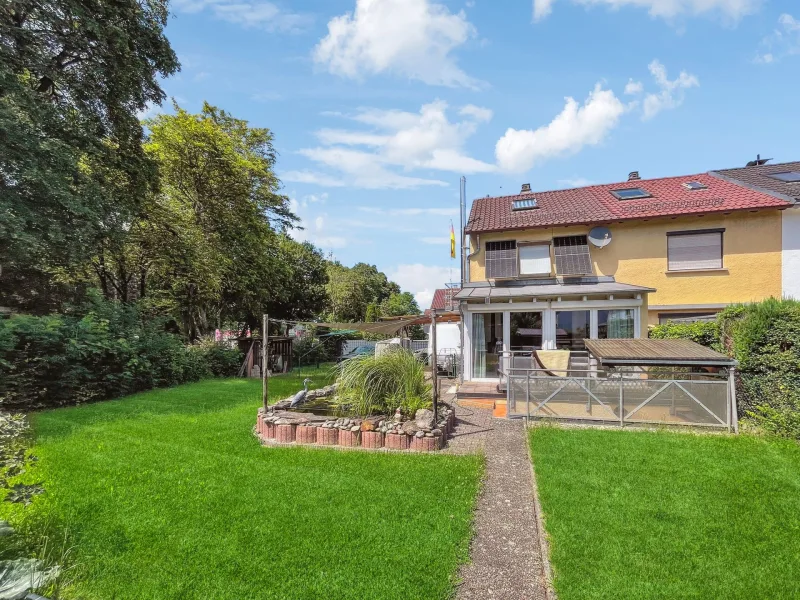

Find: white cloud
<box><xmin>459</xmin><ymin>104</ymin><xmax>493</xmax><ymax>121</ymax></box>
<box><xmin>557</xmin><ymin>177</ymin><xmax>595</xmax><ymax>188</ymax></box>
<box><xmin>281</xmin><ymin>170</ymin><xmax>347</xmax><ymax>187</ymax></box>
<box><xmin>387</xmin><ymin>264</ymin><xmax>456</xmax><ymax>308</ymax></box>
<box><xmin>495</xmin><ymin>84</ymin><xmax>627</xmax><ymax>173</ymax></box>
<box><xmin>294</xmin><ymin>100</ymin><xmax>494</xmax><ymax>189</ymax></box>
<box><xmin>359</xmin><ymin>206</ymin><xmax>459</xmax><ymax>216</ymax></box>
<box><xmin>533</xmin><ymin>0</ymin><xmax>763</xmax><ymax>23</ymax></box>
<box><xmin>193</xmin><ymin>71</ymin><xmax>210</xmax><ymax>82</ymax></box>
<box><xmin>313</xmin><ymin>0</ymin><xmax>479</xmax><ymax>88</ymax></box>
<box><xmin>755</xmin><ymin>13</ymin><xmax>800</xmax><ymax>64</ymax></box>
<box><xmin>137</xmin><ymin>101</ymin><xmax>162</xmax><ymax>120</ymax></box>
<box><xmin>641</xmin><ymin>59</ymin><xmax>699</xmax><ymax>120</ymax></box>
<box><xmin>288</xmin><ymin>198</ymin><xmax>348</xmax><ymax>249</ymax></box>
<box><xmin>533</xmin><ymin>0</ymin><xmax>556</xmax><ymax>20</ymax></box>
<box><xmin>251</xmin><ymin>91</ymin><xmax>283</xmax><ymax>102</ymax></box>
<box><xmin>624</xmin><ymin>79</ymin><xmax>643</xmax><ymax>95</ymax></box>
<box><xmin>172</xmin><ymin>0</ymin><xmax>311</xmax><ymax>32</ymax></box>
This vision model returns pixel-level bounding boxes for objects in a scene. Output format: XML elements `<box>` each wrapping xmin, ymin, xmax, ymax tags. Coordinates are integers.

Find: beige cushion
<box><xmin>536</xmin><ymin>350</ymin><xmax>570</xmax><ymax>374</ymax></box>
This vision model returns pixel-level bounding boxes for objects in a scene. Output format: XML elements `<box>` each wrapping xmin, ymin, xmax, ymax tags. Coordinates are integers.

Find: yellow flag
<box><xmin>450</xmin><ymin>222</ymin><xmax>456</xmax><ymax>259</ymax></box>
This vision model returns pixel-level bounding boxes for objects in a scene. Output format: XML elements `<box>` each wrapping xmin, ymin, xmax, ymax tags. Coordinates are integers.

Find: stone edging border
<box><xmin>255</xmin><ymin>407</ymin><xmax>457</xmax><ymax>453</ymax></box>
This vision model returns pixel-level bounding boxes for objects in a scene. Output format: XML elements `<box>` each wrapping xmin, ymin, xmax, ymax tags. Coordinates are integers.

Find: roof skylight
<box><xmin>682</xmin><ymin>181</ymin><xmax>708</xmax><ymax>190</ymax></box>
<box><xmin>611</xmin><ymin>188</ymin><xmax>651</xmax><ymax>200</ymax></box>
<box><xmin>512</xmin><ymin>198</ymin><xmax>538</xmax><ymax>211</ymax></box>
<box><xmin>768</xmin><ymin>171</ymin><xmax>800</xmax><ymax>183</ymax></box>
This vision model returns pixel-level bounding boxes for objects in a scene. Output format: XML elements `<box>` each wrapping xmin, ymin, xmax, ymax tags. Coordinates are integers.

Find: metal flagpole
<box><xmin>262</xmin><ymin>314</ymin><xmax>269</xmax><ymax>411</ymax></box>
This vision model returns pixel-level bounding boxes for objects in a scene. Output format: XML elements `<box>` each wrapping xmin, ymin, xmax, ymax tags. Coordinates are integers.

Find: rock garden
<box><xmin>255</xmin><ymin>350</ymin><xmax>455</xmax><ymax>452</ymax></box>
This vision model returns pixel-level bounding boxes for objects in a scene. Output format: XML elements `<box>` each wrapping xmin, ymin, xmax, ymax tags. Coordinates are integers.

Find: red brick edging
<box><xmin>256</xmin><ymin>407</ymin><xmax>453</xmax><ymax>453</ymax></box>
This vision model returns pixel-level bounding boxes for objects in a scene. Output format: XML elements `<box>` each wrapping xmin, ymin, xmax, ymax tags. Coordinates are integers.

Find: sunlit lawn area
<box><xmin>3</xmin><ymin>368</ymin><xmax>482</xmax><ymax>600</ymax></box>
<box><xmin>530</xmin><ymin>426</ymin><xmax>800</xmax><ymax>600</ymax></box>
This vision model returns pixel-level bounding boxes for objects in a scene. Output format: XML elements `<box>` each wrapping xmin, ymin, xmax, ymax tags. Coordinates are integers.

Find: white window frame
<box><xmin>667</xmin><ymin>229</ymin><xmax>724</xmax><ymax>272</ymax></box>
<box><xmin>518</xmin><ymin>242</ymin><xmax>552</xmax><ymax>276</ymax></box>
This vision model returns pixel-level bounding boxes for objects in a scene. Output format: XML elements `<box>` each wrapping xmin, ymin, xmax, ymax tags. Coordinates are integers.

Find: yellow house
<box><xmin>456</xmin><ymin>170</ymin><xmax>792</xmax><ymax>381</ymax></box>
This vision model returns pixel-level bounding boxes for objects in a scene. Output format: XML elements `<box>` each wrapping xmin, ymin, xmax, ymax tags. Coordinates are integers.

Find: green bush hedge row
<box><xmin>651</xmin><ymin>298</ymin><xmax>800</xmax><ymax>440</ymax></box>
<box><xmin>0</xmin><ymin>301</ymin><xmax>242</xmax><ymax>409</ymax></box>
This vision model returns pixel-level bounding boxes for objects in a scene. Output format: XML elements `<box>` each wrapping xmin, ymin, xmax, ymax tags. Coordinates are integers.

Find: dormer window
<box><xmin>768</xmin><ymin>172</ymin><xmax>800</xmax><ymax>183</ymax></box>
<box><xmin>610</xmin><ymin>187</ymin><xmax>651</xmax><ymax>200</ymax></box>
<box><xmin>682</xmin><ymin>181</ymin><xmax>708</xmax><ymax>190</ymax></box>
<box><xmin>512</xmin><ymin>198</ymin><xmax>538</xmax><ymax>211</ymax></box>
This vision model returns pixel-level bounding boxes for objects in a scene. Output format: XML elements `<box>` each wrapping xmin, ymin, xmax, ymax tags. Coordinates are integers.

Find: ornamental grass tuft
<box><xmin>335</xmin><ymin>350</ymin><xmax>431</xmax><ymax>417</ymax></box>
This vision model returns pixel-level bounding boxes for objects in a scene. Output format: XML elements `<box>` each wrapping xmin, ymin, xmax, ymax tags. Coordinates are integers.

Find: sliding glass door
<box><xmin>472</xmin><ymin>312</ymin><xmax>504</xmax><ymax>378</ymax></box>
<box><xmin>555</xmin><ymin>310</ymin><xmax>590</xmax><ymax>350</ymax></box>
<box><xmin>510</xmin><ymin>312</ymin><xmax>544</xmax><ymax>352</ymax></box>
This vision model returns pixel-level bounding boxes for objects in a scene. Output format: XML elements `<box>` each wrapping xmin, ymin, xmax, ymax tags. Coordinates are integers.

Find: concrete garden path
<box><xmin>444</xmin><ymin>390</ymin><xmax>552</xmax><ymax>600</ymax></box>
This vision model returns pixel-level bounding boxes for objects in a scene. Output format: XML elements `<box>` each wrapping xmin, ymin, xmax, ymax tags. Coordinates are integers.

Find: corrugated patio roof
<box><xmin>585</xmin><ymin>339</ymin><xmax>735</xmax><ymax>366</ymax></box>
<box><xmin>455</xmin><ymin>281</ymin><xmax>654</xmax><ymax>300</ymax></box>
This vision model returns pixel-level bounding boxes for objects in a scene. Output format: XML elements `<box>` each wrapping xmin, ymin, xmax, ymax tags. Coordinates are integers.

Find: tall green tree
<box><xmin>0</xmin><ymin>0</ymin><xmax>179</xmax><ymax>311</ymax></box>
<box><xmin>126</xmin><ymin>103</ymin><xmax>305</xmax><ymax>338</ymax></box>
<box><xmin>325</xmin><ymin>262</ymin><xmax>400</xmax><ymax>322</ymax></box>
<box><xmin>380</xmin><ymin>292</ymin><xmax>421</xmax><ymax>317</ymax></box>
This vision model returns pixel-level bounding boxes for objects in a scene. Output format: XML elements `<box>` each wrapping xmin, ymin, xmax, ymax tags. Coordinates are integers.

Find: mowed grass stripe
<box><xmin>530</xmin><ymin>426</ymin><xmax>800</xmax><ymax>600</ymax></box>
<box><xmin>6</xmin><ymin>373</ymin><xmax>482</xmax><ymax>600</ymax></box>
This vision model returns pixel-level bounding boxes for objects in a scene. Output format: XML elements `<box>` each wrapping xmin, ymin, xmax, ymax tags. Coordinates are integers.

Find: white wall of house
<box><xmin>783</xmin><ymin>206</ymin><xmax>800</xmax><ymax>300</ymax></box>
<box><xmin>428</xmin><ymin>322</ymin><xmax>461</xmax><ymax>356</ymax></box>
<box><xmin>461</xmin><ymin>298</ymin><xmax>643</xmax><ymax>381</ymax></box>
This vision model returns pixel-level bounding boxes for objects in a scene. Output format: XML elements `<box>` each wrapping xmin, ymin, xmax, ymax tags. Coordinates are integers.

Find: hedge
<box><xmin>649</xmin><ymin>320</ymin><xmax>722</xmax><ymax>352</ymax></box>
<box><xmin>0</xmin><ymin>301</ymin><xmax>242</xmax><ymax>409</ymax></box>
<box><xmin>718</xmin><ymin>299</ymin><xmax>800</xmax><ymax>440</ymax></box>
<box><xmin>651</xmin><ymin>298</ymin><xmax>800</xmax><ymax>440</ymax></box>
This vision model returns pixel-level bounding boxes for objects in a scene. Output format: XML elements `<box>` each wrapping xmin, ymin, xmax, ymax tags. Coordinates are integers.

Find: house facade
<box><xmin>710</xmin><ymin>160</ymin><xmax>800</xmax><ymax>302</ymax></box>
<box><xmin>457</xmin><ymin>170</ymin><xmax>793</xmax><ymax>382</ymax></box>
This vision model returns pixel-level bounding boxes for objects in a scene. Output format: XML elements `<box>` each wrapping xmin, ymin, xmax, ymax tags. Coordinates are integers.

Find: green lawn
<box><xmin>3</xmin><ymin>369</ymin><xmax>482</xmax><ymax>600</ymax></box>
<box><xmin>530</xmin><ymin>427</ymin><xmax>800</xmax><ymax>600</ymax></box>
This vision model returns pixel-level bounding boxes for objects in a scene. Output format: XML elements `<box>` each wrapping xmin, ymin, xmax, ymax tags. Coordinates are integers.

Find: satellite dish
<box><xmin>588</xmin><ymin>226</ymin><xmax>612</xmax><ymax>248</ymax></box>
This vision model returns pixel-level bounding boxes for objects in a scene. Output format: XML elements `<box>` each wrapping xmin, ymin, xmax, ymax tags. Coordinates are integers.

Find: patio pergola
<box><xmin>504</xmin><ymin>339</ymin><xmax>739</xmax><ymax>432</ymax></box>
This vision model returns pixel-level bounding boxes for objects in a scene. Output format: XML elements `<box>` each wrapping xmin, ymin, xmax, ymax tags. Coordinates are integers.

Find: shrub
<box><xmin>649</xmin><ymin>320</ymin><xmax>722</xmax><ymax>351</ymax></box>
<box><xmin>718</xmin><ymin>298</ymin><xmax>800</xmax><ymax>440</ymax></box>
<box><xmin>292</xmin><ymin>335</ymin><xmax>336</xmax><ymax>367</ymax></box>
<box><xmin>335</xmin><ymin>350</ymin><xmax>431</xmax><ymax>417</ymax></box>
<box><xmin>0</xmin><ymin>301</ymin><xmax>242</xmax><ymax>409</ymax></box>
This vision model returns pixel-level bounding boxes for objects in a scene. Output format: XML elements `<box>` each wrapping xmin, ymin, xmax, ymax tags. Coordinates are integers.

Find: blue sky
<box><xmin>154</xmin><ymin>0</ymin><xmax>800</xmax><ymax>307</ymax></box>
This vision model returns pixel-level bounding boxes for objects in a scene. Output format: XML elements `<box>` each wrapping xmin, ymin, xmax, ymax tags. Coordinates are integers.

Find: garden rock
<box><xmin>414</xmin><ymin>409</ymin><xmax>435</xmax><ymax>430</ymax></box>
<box><xmin>0</xmin><ymin>559</ymin><xmax>60</xmax><ymax>600</ymax></box>
<box><xmin>415</xmin><ymin>430</ymin><xmax>425</xmax><ymax>438</ymax></box>
<box><xmin>402</xmin><ymin>421</ymin><xmax>420</xmax><ymax>435</ymax></box>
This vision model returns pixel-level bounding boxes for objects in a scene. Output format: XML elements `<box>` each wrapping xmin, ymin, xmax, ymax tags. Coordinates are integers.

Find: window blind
<box><xmin>668</xmin><ymin>232</ymin><xmax>722</xmax><ymax>271</ymax></box>
<box><xmin>485</xmin><ymin>241</ymin><xmax>517</xmax><ymax>279</ymax></box>
<box><xmin>553</xmin><ymin>236</ymin><xmax>592</xmax><ymax>276</ymax></box>
<box><xmin>519</xmin><ymin>244</ymin><xmax>551</xmax><ymax>275</ymax></box>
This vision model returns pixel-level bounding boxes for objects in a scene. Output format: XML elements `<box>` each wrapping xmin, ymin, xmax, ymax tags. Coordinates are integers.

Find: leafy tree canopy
<box><xmin>0</xmin><ymin>0</ymin><xmax>179</xmax><ymax>287</ymax></box>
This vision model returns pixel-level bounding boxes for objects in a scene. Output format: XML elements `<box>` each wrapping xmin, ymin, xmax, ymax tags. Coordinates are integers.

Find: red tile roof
<box><xmin>429</xmin><ymin>287</ymin><xmax>460</xmax><ymax>311</ymax></box>
<box><xmin>466</xmin><ymin>172</ymin><xmax>792</xmax><ymax>234</ymax></box>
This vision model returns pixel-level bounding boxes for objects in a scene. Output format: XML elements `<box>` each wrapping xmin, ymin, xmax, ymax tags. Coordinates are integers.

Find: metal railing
<box><xmin>499</xmin><ymin>351</ymin><xmax>735</xmax><ymax>431</ymax></box>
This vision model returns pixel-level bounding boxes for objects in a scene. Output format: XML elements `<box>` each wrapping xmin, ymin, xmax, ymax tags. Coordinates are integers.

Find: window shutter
<box><xmin>485</xmin><ymin>241</ymin><xmax>517</xmax><ymax>279</ymax></box>
<box><xmin>668</xmin><ymin>232</ymin><xmax>722</xmax><ymax>271</ymax></box>
<box><xmin>519</xmin><ymin>244</ymin><xmax>551</xmax><ymax>275</ymax></box>
<box><xmin>553</xmin><ymin>236</ymin><xmax>592</xmax><ymax>276</ymax></box>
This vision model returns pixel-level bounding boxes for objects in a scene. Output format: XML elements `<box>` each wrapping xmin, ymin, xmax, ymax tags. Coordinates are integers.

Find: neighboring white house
<box><xmin>711</xmin><ymin>161</ymin><xmax>800</xmax><ymax>301</ymax></box>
